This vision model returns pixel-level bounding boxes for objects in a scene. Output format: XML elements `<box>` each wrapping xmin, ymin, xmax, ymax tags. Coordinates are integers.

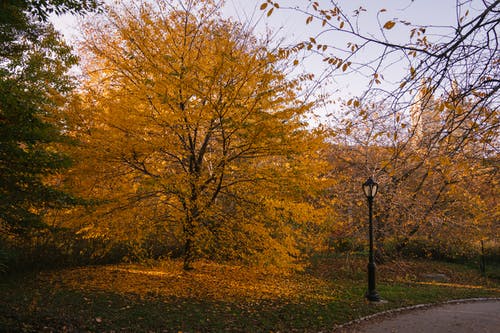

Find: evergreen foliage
<box><xmin>0</xmin><ymin>0</ymin><xmax>99</xmax><ymax>234</ymax></box>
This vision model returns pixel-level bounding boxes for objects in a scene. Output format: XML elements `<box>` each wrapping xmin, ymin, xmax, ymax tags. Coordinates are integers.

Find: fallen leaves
<box><xmin>43</xmin><ymin>260</ymin><xmax>338</xmax><ymax>305</ymax></box>
<box><xmin>1</xmin><ymin>257</ymin><xmax>499</xmax><ymax>332</ymax></box>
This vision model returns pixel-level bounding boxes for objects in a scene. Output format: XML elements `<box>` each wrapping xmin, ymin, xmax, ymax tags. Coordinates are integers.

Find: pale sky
<box><xmin>220</xmin><ymin>1</ymin><xmax>464</xmax><ymax>102</ymax></box>
<box><xmin>50</xmin><ymin>0</ymin><xmax>479</xmax><ymax>107</ymax></box>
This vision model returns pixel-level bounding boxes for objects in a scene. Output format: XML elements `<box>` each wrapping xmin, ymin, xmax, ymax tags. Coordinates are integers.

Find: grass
<box><xmin>1</xmin><ymin>255</ymin><xmax>499</xmax><ymax>332</ymax></box>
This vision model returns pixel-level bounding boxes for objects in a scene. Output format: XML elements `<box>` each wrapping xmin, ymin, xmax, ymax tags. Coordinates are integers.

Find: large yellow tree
<box><xmin>65</xmin><ymin>0</ymin><xmax>331</xmax><ymax>269</ymax></box>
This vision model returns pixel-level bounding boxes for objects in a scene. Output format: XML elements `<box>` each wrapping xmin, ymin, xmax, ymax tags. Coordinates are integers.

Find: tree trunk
<box><xmin>182</xmin><ymin>203</ymin><xmax>199</xmax><ymax>271</ymax></box>
<box><xmin>183</xmin><ymin>237</ymin><xmax>195</xmax><ymax>270</ymax></box>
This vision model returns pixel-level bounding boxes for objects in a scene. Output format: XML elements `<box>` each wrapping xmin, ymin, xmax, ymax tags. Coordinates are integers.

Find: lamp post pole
<box><xmin>363</xmin><ymin>177</ymin><xmax>381</xmax><ymax>302</ymax></box>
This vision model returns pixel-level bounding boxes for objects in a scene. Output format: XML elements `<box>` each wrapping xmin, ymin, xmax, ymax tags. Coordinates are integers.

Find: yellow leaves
<box><xmin>315</xmin><ymin>44</ymin><xmax>328</xmax><ymax>51</ymax></box>
<box><xmin>383</xmin><ymin>20</ymin><xmax>396</xmax><ymax>30</ymax></box>
<box><xmin>410</xmin><ymin>27</ymin><xmax>426</xmax><ymax>38</ymax></box>
<box><xmin>347</xmin><ymin>98</ymin><xmax>360</xmax><ymax>108</ymax></box>
<box><xmin>40</xmin><ymin>258</ymin><xmax>343</xmax><ymax>310</ymax></box>
<box><xmin>70</xmin><ymin>0</ymin><xmax>328</xmax><ymax>267</ymax></box>
<box><xmin>443</xmin><ymin>101</ymin><xmax>457</xmax><ymax>111</ymax></box>
<box><xmin>260</xmin><ymin>1</ymin><xmax>279</xmax><ymax>16</ymax></box>
<box><xmin>323</xmin><ymin>56</ymin><xmax>352</xmax><ymax>73</ymax></box>
<box><xmin>410</xmin><ymin>66</ymin><xmax>416</xmax><ymax>79</ymax></box>
<box><xmin>460</xmin><ymin>9</ymin><xmax>469</xmax><ymax>23</ymax></box>
<box><xmin>347</xmin><ymin>42</ymin><xmax>358</xmax><ymax>52</ymax></box>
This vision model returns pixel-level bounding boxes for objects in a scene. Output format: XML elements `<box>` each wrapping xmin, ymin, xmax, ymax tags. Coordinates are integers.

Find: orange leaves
<box><xmin>346</xmin><ymin>98</ymin><xmax>360</xmax><ymax>108</ymax></box>
<box><xmin>45</xmin><ymin>259</ymin><xmax>338</xmax><ymax>304</ymax></box>
<box><xmin>410</xmin><ymin>27</ymin><xmax>427</xmax><ymax>39</ymax></box>
<box><xmin>71</xmin><ymin>0</ymin><xmax>328</xmax><ymax>267</ymax></box>
<box><xmin>322</xmin><ymin>56</ymin><xmax>351</xmax><ymax>73</ymax></box>
<box><xmin>410</xmin><ymin>66</ymin><xmax>417</xmax><ymax>79</ymax></box>
<box><xmin>347</xmin><ymin>42</ymin><xmax>358</xmax><ymax>52</ymax></box>
<box><xmin>260</xmin><ymin>1</ymin><xmax>279</xmax><ymax>16</ymax></box>
<box><xmin>383</xmin><ymin>20</ymin><xmax>396</xmax><ymax>30</ymax></box>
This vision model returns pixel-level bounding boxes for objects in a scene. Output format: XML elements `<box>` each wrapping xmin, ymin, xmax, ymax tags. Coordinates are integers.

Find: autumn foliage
<box><xmin>0</xmin><ymin>0</ymin><xmax>498</xmax><ymax>275</ymax></box>
<box><xmin>55</xmin><ymin>0</ymin><xmax>333</xmax><ymax>269</ymax></box>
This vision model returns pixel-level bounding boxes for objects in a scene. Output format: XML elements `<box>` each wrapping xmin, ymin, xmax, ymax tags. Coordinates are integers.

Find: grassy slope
<box><xmin>1</xmin><ymin>256</ymin><xmax>499</xmax><ymax>332</ymax></box>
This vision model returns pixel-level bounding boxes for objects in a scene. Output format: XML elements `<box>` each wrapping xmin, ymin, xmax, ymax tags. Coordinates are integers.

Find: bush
<box><xmin>327</xmin><ymin>237</ymin><xmax>365</xmax><ymax>254</ymax></box>
<box><xmin>384</xmin><ymin>237</ymin><xmax>497</xmax><ymax>264</ymax></box>
<box><xmin>0</xmin><ymin>229</ymin><xmax>131</xmax><ymax>274</ymax></box>
<box><xmin>0</xmin><ymin>227</ymin><xmax>187</xmax><ymax>274</ymax></box>
<box><xmin>0</xmin><ymin>236</ymin><xmax>20</xmax><ymax>275</ymax></box>
<box><xmin>0</xmin><ymin>246</ymin><xmax>9</xmax><ymax>274</ymax></box>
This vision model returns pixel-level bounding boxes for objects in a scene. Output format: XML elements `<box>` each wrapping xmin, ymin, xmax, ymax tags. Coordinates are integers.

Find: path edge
<box><xmin>333</xmin><ymin>297</ymin><xmax>500</xmax><ymax>331</ymax></box>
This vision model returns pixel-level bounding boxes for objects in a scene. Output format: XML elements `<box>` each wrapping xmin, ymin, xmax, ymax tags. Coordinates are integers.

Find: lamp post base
<box><xmin>366</xmin><ymin>262</ymin><xmax>380</xmax><ymax>302</ymax></box>
<box><xmin>365</xmin><ymin>290</ymin><xmax>381</xmax><ymax>302</ymax></box>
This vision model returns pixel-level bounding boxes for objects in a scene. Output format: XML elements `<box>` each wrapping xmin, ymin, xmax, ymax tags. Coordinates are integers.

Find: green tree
<box><xmin>0</xmin><ymin>0</ymin><xmax>99</xmax><ymax>234</ymax></box>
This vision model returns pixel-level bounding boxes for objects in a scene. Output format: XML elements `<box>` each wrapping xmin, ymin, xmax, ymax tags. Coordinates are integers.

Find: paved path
<box><xmin>337</xmin><ymin>299</ymin><xmax>500</xmax><ymax>333</ymax></box>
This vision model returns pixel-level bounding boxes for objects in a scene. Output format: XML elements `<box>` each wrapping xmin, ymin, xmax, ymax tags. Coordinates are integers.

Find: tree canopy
<box><xmin>262</xmin><ymin>0</ymin><xmax>499</xmax><ymax>154</ymax></box>
<box><xmin>62</xmin><ymin>0</ymin><xmax>332</xmax><ymax>269</ymax></box>
<box><xmin>0</xmin><ymin>0</ymin><xmax>496</xmax><ymax>272</ymax></box>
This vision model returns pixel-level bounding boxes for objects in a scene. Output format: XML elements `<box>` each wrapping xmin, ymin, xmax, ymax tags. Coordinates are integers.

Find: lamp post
<box><xmin>363</xmin><ymin>177</ymin><xmax>381</xmax><ymax>302</ymax></box>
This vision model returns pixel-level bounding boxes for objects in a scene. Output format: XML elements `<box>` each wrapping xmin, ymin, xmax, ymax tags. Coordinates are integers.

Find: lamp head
<box><xmin>363</xmin><ymin>177</ymin><xmax>378</xmax><ymax>199</ymax></box>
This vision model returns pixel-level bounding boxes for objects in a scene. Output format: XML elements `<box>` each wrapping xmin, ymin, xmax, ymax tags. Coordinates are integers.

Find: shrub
<box><xmin>384</xmin><ymin>236</ymin><xmax>492</xmax><ymax>264</ymax></box>
<box><xmin>327</xmin><ymin>237</ymin><xmax>365</xmax><ymax>254</ymax></box>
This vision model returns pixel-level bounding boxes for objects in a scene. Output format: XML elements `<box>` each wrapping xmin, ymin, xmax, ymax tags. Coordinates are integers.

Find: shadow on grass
<box><xmin>1</xmin><ymin>258</ymin><xmax>499</xmax><ymax>332</ymax></box>
<box><xmin>1</xmin><ymin>285</ymin><xmax>362</xmax><ymax>332</ymax></box>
